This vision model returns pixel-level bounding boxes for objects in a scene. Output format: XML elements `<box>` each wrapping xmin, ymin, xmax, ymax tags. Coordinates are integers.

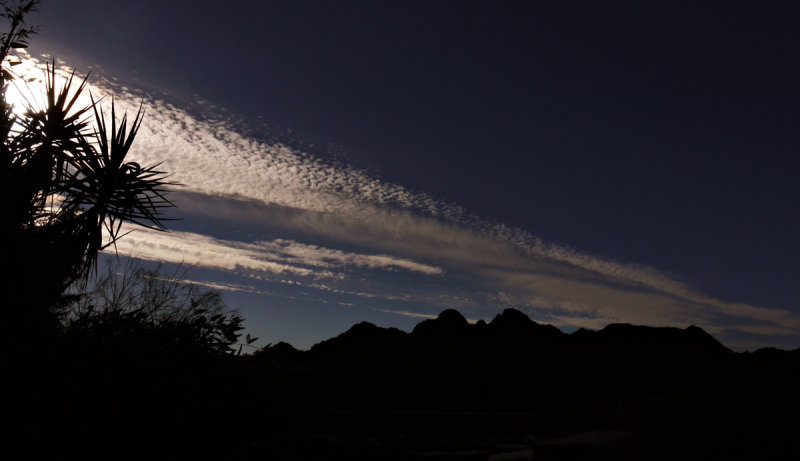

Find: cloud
<box><xmin>375</xmin><ymin>308</ymin><xmax>484</xmax><ymax>324</ymax></box>
<box><xmin>252</xmin><ymin>239</ymin><xmax>443</xmax><ymax>275</ymax></box>
<box><xmin>111</xmin><ymin>225</ymin><xmax>444</xmax><ymax>280</ymax></box>
<box><xmin>18</xmin><ymin>55</ymin><xmax>798</xmax><ymax>349</ymax></box>
<box><xmin>112</xmin><ymin>228</ymin><xmax>316</xmax><ymax>277</ymax></box>
<box><xmin>376</xmin><ymin>309</ymin><xmax>439</xmax><ymax>320</ymax></box>
<box><xmin>123</xmin><ymin>190</ymin><xmax>800</xmax><ymax>349</ymax></box>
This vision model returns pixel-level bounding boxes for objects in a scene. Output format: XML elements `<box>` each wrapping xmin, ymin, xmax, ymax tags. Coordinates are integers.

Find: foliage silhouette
<box><xmin>1</xmin><ymin>0</ymin><xmax>173</xmax><ymax>334</ymax></box>
<box><xmin>65</xmin><ymin>258</ymin><xmax>245</xmax><ymax>355</ymax></box>
<box><xmin>1</xmin><ymin>5</ymin><xmax>255</xmax><ymax>456</ymax></box>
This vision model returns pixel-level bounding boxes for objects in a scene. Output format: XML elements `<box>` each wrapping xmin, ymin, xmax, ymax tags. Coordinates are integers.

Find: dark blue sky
<box><xmin>27</xmin><ymin>1</ymin><xmax>800</xmax><ymax>348</ymax></box>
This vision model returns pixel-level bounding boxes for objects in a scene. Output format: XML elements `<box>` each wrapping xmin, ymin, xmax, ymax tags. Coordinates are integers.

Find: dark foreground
<box><xmin>13</xmin><ymin>309</ymin><xmax>800</xmax><ymax>459</ymax></box>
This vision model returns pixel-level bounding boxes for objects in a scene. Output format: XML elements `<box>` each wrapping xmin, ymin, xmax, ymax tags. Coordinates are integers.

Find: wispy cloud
<box><xmin>376</xmin><ymin>309</ymin><xmax>439</xmax><ymax>320</ymax></box>
<box><xmin>19</xmin><ymin>55</ymin><xmax>798</xmax><ymax>350</ymax></box>
<box><xmin>113</xmin><ymin>228</ymin><xmax>317</xmax><ymax>277</ymax></box>
<box><xmin>253</xmin><ymin>239</ymin><xmax>443</xmax><ymax>275</ymax></box>
<box><xmin>112</xmin><ymin>225</ymin><xmax>444</xmax><ymax>280</ymax></box>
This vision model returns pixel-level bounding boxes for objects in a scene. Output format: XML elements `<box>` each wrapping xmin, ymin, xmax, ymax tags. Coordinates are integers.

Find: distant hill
<box><xmin>242</xmin><ymin>309</ymin><xmax>800</xmax><ymax>458</ymax></box>
<box><xmin>254</xmin><ymin>308</ymin><xmax>798</xmax><ymax>413</ymax></box>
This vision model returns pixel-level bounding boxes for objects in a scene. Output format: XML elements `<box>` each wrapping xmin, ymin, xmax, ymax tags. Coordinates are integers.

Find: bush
<box><xmin>65</xmin><ymin>259</ymin><xmax>245</xmax><ymax>355</ymax></box>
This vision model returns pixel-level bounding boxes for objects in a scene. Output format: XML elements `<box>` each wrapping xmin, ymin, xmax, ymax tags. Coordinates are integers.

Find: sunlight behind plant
<box><xmin>1</xmin><ymin>50</ymin><xmax>81</xmax><ymax>116</ymax></box>
<box><xmin>4</xmin><ymin>51</ymin><xmax>175</xmax><ymax>262</ymax></box>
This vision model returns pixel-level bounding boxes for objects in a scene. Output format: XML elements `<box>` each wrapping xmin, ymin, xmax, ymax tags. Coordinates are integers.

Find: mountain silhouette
<box><xmin>253</xmin><ymin>308</ymin><xmax>797</xmax><ymax>411</ymax></box>
<box><xmin>412</xmin><ymin>308</ymin><xmax>471</xmax><ymax>337</ymax></box>
<box><xmin>243</xmin><ymin>308</ymin><xmax>799</xmax><ymax>459</ymax></box>
<box><xmin>293</xmin><ymin>308</ymin><xmax>734</xmax><ymax>369</ymax></box>
<box><xmin>23</xmin><ymin>306</ymin><xmax>799</xmax><ymax>459</ymax></box>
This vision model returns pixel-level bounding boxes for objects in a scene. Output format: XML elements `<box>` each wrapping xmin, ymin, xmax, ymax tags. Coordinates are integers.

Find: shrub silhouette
<box><xmin>1</xmin><ymin>1</ymin><xmax>173</xmax><ymax>335</ymax></box>
<box><xmin>65</xmin><ymin>259</ymin><xmax>245</xmax><ymax>355</ymax></box>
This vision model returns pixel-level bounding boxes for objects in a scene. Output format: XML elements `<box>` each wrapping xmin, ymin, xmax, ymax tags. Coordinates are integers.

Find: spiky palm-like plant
<box><xmin>1</xmin><ymin>0</ymin><xmax>174</xmax><ymax>334</ymax></box>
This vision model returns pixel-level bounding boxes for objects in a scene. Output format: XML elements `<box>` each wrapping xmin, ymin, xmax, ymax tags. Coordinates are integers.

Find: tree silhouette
<box><xmin>1</xmin><ymin>1</ymin><xmax>173</xmax><ymax>334</ymax></box>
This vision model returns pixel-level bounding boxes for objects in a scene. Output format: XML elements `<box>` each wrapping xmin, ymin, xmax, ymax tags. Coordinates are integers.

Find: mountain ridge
<box><xmin>304</xmin><ymin>308</ymin><xmax>735</xmax><ymax>356</ymax></box>
<box><xmin>254</xmin><ymin>307</ymin><xmax>799</xmax><ymax>415</ymax></box>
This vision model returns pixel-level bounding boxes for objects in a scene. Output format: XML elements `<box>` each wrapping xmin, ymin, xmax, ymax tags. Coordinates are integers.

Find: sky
<box><xmin>15</xmin><ymin>1</ymin><xmax>800</xmax><ymax>350</ymax></box>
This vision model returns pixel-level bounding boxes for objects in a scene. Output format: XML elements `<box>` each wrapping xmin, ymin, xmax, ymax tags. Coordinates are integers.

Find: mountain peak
<box><xmin>684</xmin><ymin>325</ymin><xmax>731</xmax><ymax>353</ymax></box>
<box><xmin>591</xmin><ymin>323</ymin><xmax>732</xmax><ymax>356</ymax></box>
<box><xmin>438</xmin><ymin>309</ymin><xmax>469</xmax><ymax>324</ymax></box>
<box><xmin>488</xmin><ymin>308</ymin><xmax>563</xmax><ymax>340</ymax></box>
<box><xmin>490</xmin><ymin>308</ymin><xmax>533</xmax><ymax>326</ymax></box>
<box><xmin>412</xmin><ymin>309</ymin><xmax>469</xmax><ymax>337</ymax></box>
<box><xmin>310</xmin><ymin>321</ymin><xmax>407</xmax><ymax>355</ymax></box>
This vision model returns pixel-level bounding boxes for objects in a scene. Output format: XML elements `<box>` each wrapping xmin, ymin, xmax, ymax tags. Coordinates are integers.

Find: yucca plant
<box><xmin>60</xmin><ymin>92</ymin><xmax>174</xmax><ymax>276</ymax></box>
<box><xmin>1</xmin><ymin>0</ymin><xmax>174</xmax><ymax>335</ymax></box>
